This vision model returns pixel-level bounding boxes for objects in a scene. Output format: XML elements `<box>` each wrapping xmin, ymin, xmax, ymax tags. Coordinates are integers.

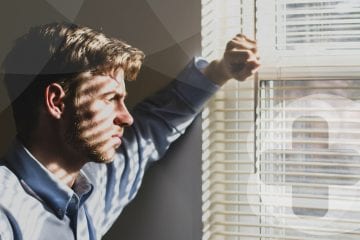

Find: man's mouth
<box><xmin>112</xmin><ymin>133</ymin><xmax>123</xmax><ymax>146</ymax></box>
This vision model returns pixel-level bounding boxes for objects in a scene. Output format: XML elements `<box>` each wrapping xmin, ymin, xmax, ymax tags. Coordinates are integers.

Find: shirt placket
<box><xmin>67</xmin><ymin>194</ymin><xmax>93</xmax><ymax>240</ymax></box>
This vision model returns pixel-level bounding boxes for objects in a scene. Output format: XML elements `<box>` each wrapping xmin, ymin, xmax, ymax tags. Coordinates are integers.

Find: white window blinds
<box><xmin>274</xmin><ymin>0</ymin><xmax>360</xmax><ymax>50</ymax></box>
<box><xmin>201</xmin><ymin>0</ymin><xmax>360</xmax><ymax>239</ymax></box>
<box><xmin>257</xmin><ymin>0</ymin><xmax>360</xmax><ymax>79</ymax></box>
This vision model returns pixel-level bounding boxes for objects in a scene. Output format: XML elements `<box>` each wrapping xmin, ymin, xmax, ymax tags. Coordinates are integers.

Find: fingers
<box><xmin>230</xmin><ymin>61</ymin><xmax>260</xmax><ymax>81</ymax></box>
<box><xmin>225</xmin><ymin>49</ymin><xmax>259</xmax><ymax>63</ymax></box>
<box><xmin>223</xmin><ymin>33</ymin><xmax>260</xmax><ymax>81</ymax></box>
<box><xmin>246</xmin><ymin>60</ymin><xmax>261</xmax><ymax>74</ymax></box>
<box><xmin>226</xmin><ymin>39</ymin><xmax>256</xmax><ymax>54</ymax></box>
<box><xmin>226</xmin><ymin>36</ymin><xmax>259</xmax><ymax>59</ymax></box>
<box><xmin>230</xmin><ymin>60</ymin><xmax>260</xmax><ymax>79</ymax></box>
<box><xmin>224</xmin><ymin>50</ymin><xmax>260</xmax><ymax>74</ymax></box>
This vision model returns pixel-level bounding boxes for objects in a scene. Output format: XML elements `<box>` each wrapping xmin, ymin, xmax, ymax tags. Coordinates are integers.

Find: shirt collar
<box><xmin>5</xmin><ymin>139</ymin><xmax>93</xmax><ymax>219</ymax></box>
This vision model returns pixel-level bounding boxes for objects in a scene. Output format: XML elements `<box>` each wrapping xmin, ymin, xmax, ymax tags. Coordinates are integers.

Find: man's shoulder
<box><xmin>0</xmin><ymin>206</ymin><xmax>14</xmax><ymax>240</ymax></box>
<box><xmin>0</xmin><ymin>159</ymin><xmax>46</xmax><ymax>239</ymax></box>
<box><xmin>0</xmin><ymin>159</ymin><xmax>23</xmax><ymax>197</ymax></box>
<box><xmin>0</xmin><ymin>160</ymin><xmax>19</xmax><ymax>181</ymax></box>
<box><xmin>0</xmin><ymin>161</ymin><xmax>15</xmax><ymax>238</ymax></box>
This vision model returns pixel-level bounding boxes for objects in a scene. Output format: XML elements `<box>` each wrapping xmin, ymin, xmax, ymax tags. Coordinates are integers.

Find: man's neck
<box><xmin>20</xmin><ymin>134</ymin><xmax>85</xmax><ymax>188</ymax></box>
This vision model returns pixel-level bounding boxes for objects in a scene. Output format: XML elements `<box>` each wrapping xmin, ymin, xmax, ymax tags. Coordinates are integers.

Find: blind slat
<box><xmin>202</xmin><ymin>0</ymin><xmax>360</xmax><ymax>239</ymax></box>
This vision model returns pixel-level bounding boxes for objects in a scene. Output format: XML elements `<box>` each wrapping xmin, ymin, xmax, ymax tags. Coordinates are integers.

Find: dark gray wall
<box><xmin>0</xmin><ymin>1</ymin><xmax>203</xmax><ymax>239</ymax></box>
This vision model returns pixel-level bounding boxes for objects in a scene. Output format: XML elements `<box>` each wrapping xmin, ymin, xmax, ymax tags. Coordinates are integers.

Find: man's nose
<box><xmin>113</xmin><ymin>104</ymin><xmax>134</xmax><ymax>127</ymax></box>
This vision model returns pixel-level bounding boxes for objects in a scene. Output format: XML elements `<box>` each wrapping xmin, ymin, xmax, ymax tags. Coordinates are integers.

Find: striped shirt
<box><xmin>0</xmin><ymin>59</ymin><xmax>218</xmax><ymax>240</ymax></box>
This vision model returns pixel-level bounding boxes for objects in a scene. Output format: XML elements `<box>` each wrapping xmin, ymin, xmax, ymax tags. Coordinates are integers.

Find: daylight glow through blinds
<box><xmin>202</xmin><ymin>0</ymin><xmax>360</xmax><ymax>239</ymax></box>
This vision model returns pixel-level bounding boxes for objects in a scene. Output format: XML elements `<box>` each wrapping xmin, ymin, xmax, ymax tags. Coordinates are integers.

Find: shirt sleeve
<box><xmin>0</xmin><ymin>207</ymin><xmax>14</xmax><ymax>240</ymax></box>
<box><xmin>86</xmin><ymin>58</ymin><xmax>220</xmax><ymax>234</ymax></box>
<box><xmin>126</xmin><ymin>57</ymin><xmax>219</xmax><ymax>164</ymax></box>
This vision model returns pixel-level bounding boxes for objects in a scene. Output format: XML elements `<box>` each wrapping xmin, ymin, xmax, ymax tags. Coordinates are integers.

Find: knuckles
<box><xmin>222</xmin><ymin>33</ymin><xmax>260</xmax><ymax>80</ymax></box>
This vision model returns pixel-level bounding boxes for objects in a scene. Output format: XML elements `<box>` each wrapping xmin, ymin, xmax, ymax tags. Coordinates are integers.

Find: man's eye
<box><xmin>107</xmin><ymin>95</ymin><xmax>118</xmax><ymax>102</ymax></box>
<box><xmin>107</xmin><ymin>94</ymin><xmax>125</xmax><ymax>103</ymax></box>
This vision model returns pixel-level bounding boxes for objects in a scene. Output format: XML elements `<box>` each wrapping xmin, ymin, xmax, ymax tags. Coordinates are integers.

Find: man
<box><xmin>0</xmin><ymin>22</ymin><xmax>259</xmax><ymax>239</ymax></box>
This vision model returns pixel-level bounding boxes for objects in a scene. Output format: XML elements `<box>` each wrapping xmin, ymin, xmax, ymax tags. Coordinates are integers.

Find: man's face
<box><xmin>65</xmin><ymin>69</ymin><xmax>133</xmax><ymax>163</ymax></box>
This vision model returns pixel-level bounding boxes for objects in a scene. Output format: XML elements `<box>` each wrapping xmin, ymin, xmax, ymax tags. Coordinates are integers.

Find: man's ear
<box><xmin>45</xmin><ymin>83</ymin><xmax>66</xmax><ymax>119</ymax></box>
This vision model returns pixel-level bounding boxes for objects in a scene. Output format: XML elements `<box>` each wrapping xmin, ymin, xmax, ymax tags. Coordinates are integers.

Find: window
<box><xmin>201</xmin><ymin>0</ymin><xmax>360</xmax><ymax>239</ymax></box>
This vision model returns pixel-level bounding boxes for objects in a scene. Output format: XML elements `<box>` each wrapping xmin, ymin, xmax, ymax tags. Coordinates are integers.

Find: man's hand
<box><xmin>202</xmin><ymin>34</ymin><xmax>260</xmax><ymax>86</ymax></box>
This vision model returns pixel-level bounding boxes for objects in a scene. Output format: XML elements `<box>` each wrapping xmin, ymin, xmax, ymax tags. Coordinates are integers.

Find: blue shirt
<box><xmin>0</xmin><ymin>59</ymin><xmax>218</xmax><ymax>240</ymax></box>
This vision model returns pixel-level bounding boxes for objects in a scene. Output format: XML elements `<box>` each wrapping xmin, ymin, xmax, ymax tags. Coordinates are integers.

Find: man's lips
<box><xmin>112</xmin><ymin>133</ymin><xmax>123</xmax><ymax>145</ymax></box>
<box><xmin>112</xmin><ymin>133</ymin><xmax>123</xmax><ymax>138</ymax></box>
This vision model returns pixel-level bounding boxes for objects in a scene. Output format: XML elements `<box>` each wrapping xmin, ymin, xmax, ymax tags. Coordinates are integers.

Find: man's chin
<box><xmin>87</xmin><ymin>149</ymin><xmax>116</xmax><ymax>164</ymax></box>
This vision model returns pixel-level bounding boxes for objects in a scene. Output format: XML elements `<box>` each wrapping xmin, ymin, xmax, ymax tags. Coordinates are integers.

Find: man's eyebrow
<box><xmin>102</xmin><ymin>90</ymin><xmax>128</xmax><ymax>97</ymax></box>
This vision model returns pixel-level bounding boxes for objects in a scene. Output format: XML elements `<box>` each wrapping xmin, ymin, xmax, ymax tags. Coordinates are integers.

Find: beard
<box><xmin>64</xmin><ymin>111</ymin><xmax>116</xmax><ymax>164</ymax></box>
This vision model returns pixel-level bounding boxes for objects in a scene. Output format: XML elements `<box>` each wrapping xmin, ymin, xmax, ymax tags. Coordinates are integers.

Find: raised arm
<box><xmin>84</xmin><ymin>34</ymin><xmax>260</xmax><ymax>235</ymax></box>
<box><xmin>203</xmin><ymin>34</ymin><xmax>260</xmax><ymax>86</ymax></box>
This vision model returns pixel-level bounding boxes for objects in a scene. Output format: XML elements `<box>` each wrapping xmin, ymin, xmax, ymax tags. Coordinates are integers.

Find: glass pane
<box><xmin>276</xmin><ymin>0</ymin><xmax>360</xmax><ymax>51</ymax></box>
<box><xmin>258</xmin><ymin>79</ymin><xmax>360</xmax><ymax>239</ymax></box>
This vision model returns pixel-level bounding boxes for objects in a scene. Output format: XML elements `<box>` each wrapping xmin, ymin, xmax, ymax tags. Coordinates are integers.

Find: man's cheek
<box><xmin>77</xmin><ymin>103</ymin><xmax>110</xmax><ymax>125</ymax></box>
<box><xmin>79</xmin><ymin>116</ymin><xmax>115</xmax><ymax>141</ymax></box>
<box><xmin>88</xmin><ymin>102</ymin><xmax>115</xmax><ymax>123</ymax></box>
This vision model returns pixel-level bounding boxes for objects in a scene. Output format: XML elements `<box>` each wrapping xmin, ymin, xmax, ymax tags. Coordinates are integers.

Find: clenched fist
<box><xmin>203</xmin><ymin>34</ymin><xmax>260</xmax><ymax>85</ymax></box>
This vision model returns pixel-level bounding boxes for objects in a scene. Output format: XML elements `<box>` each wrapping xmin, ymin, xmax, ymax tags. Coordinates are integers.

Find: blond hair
<box><xmin>2</xmin><ymin>22</ymin><xmax>145</xmax><ymax>137</ymax></box>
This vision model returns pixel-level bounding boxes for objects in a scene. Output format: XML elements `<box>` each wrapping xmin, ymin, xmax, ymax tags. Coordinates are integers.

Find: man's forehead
<box><xmin>78</xmin><ymin>69</ymin><xmax>126</xmax><ymax>95</ymax></box>
<box><xmin>111</xmin><ymin>68</ymin><xmax>125</xmax><ymax>85</ymax></box>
